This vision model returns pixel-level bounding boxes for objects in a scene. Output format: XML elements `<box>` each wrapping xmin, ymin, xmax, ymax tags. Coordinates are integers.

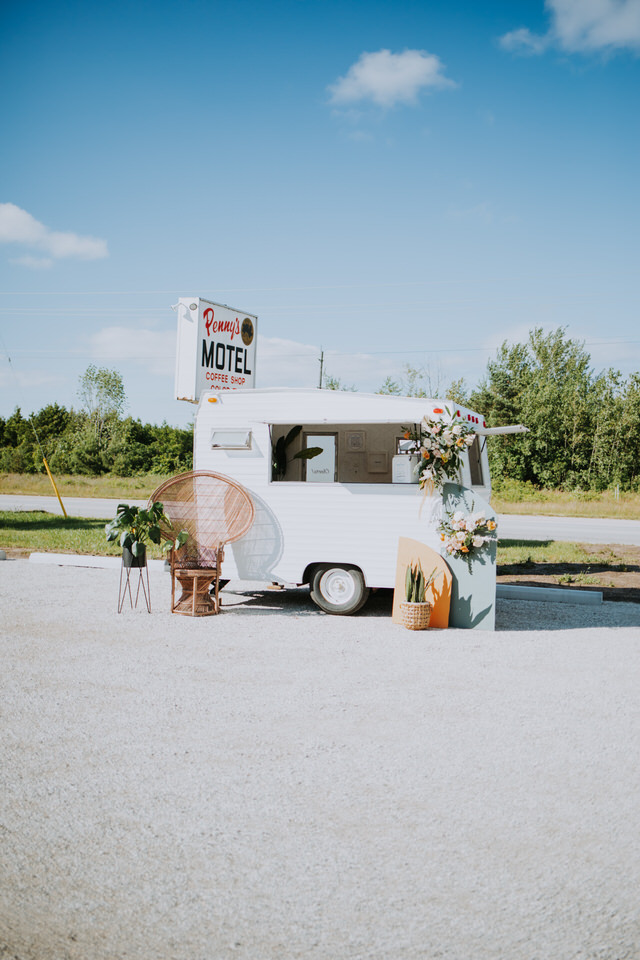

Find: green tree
<box><xmin>323</xmin><ymin>374</ymin><xmax>357</xmax><ymax>391</ymax></box>
<box><xmin>377</xmin><ymin>376</ymin><xmax>402</xmax><ymax>395</ymax></box>
<box><xmin>446</xmin><ymin>377</ymin><xmax>469</xmax><ymax>406</ymax></box>
<box><xmin>472</xmin><ymin>328</ymin><xmax>596</xmax><ymax>488</ymax></box>
<box><xmin>78</xmin><ymin>365</ymin><xmax>127</xmax><ymax>442</ymax></box>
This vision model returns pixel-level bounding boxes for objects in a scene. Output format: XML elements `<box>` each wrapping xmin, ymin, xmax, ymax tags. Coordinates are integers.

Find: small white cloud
<box><xmin>257</xmin><ymin>336</ymin><xmax>321</xmax><ymax>388</ymax></box>
<box><xmin>348</xmin><ymin>129</ymin><xmax>375</xmax><ymax>143</ymax></box>
<box><xmin>90</xmin><ymin>326</ymin><xmax>175</xmax><ymax>376</ymax></box>
<box><xmin>500</xmin><ymin>0</ymin><xmax>640</xmax><ymax>55</ymax></box>
<box><xmin>9</xmin><ymin>255</ymin><xmax>54</xmax><ymax>269</ymax></box>
<box><xmin>257</xmin><ymin>336</ymin><xmax>415</xmax><ymax>393</ymax></box>
<box><xmin>0</xmin><ymin>202</ymin><xmax>108</xmax><ymax>263</ymax></box>
<box><xmin>499</xmin><ymin>27</ymin><xmax>550</xmax><ymax>55</ymax></box>
<box><xmin>328</xmin><ymin>49</ymin><xmax>455</xmax><ymax>109</ymax></box>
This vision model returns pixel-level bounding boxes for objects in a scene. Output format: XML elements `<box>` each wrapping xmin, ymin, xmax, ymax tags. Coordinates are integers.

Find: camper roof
<box><xmin>200</xmin><ymin>387</ymin><xmax>485</xmax><ymax>426</ymax></box>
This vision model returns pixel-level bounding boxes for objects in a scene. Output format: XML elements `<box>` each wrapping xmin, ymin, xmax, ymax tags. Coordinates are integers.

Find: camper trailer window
<box><xmin>468</xmin><ymin>435</ymin><xmax>484</xmax><ymax>486</ymax></box>
<box><xmin>210</xmin><ymin>429</ymin><xmax>252</xmax><ymax>450</ymax></box>
<box><xmin>397</xmin><ymin>437</ymin><xmax>419</xmax><ymax>454</ymax></box>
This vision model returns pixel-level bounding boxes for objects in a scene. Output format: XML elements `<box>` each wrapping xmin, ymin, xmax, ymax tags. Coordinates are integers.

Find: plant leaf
<box><xmin>293</xmin><ymin>447</ymin><xmax>324</xmax><ymax>461</ymax></box>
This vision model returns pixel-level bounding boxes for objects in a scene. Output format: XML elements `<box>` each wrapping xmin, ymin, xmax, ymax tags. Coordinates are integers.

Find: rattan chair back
<box><xmin>149</xmin><ymin>470</ymin><xmax>255</xmax><ymax>554</ymax></box>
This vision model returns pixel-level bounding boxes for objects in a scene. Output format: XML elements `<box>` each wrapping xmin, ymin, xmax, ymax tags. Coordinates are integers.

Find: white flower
<box><xmin>472</xmin><ymin>535</ymin><xmax>485</xmax><ymax>548</ymax></box>
<box><xmin>452</xmin><ymin>511</ymin><xmax>465</xmax><ymax>524</ymax></box>
<box><xmin>442</xmin><ymin>431</ymin><xmax>454</xmax><ymax>445</ymax></box>
<box><xmin>452</xmin><ymin>424</ymin><xmax>464</xmax><ymax>436</ymax></box>
<box><xmin>471</xmin><ymin>511</ymin><xmax>485</xmax><ymax>526</ymax></box>
<box><xmin>465</xmin><ymin>435</ymin><xmax>475</xmax><ymax>446</ymax></box>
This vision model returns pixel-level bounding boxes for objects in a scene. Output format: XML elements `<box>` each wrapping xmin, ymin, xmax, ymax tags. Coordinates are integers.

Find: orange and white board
<box><xmin>392</xmin><ymin>537</ymin><xmax>452</xmax><ymax>629</ymax></box>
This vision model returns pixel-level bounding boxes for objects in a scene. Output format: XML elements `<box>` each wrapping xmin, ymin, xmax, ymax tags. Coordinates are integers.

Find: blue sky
<box><xmin>1</xmin><ymin>0</ymin><xmax>638</xmax><ymax>426</ymax></box>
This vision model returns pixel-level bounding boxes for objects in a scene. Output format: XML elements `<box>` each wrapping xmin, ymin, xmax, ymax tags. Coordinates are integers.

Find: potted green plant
<box><xmin>105</xmin><ymin>502</ymin><xmax>188</xmax><ymax>568</ymax></box>
<box><xmin>400</xmin><ymin>560</ymin><xmax>439</xmax><ymax>630</ymax></box>
<box><xmin>271</xmin><ymin>425</ymin><xmax>324</xmax><ymax>481</ymax></box>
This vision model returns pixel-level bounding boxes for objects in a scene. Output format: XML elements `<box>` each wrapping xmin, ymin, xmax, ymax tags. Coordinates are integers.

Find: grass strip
<box><xmin>0</xmin><ymin>511</ymin><xmax>166</xmax><ymax>558</ymax></box>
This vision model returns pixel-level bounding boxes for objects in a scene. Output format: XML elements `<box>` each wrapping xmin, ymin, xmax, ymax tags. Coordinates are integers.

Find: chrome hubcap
<box><xmin>320</xmin><ymin>569</ymin><xmax>356</xmax><ymax>605</ymax></box>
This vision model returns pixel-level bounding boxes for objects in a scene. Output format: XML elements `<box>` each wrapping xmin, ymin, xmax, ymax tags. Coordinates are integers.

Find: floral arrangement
<box><xmin>438</xmin><ymin>509</ymin><xmax>497</xmax><ymax>559</ymax></box>
<box><xmin>403</xmin><ymin>407</ymin><xmax>477</xmax><ymax>492</ymax></box>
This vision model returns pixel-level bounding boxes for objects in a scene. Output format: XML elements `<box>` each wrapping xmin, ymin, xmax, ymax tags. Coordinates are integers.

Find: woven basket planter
<box><xmin>399</xmin><ymin>601</ymin><xmax>432</xmax><ymax>631</ymax></box>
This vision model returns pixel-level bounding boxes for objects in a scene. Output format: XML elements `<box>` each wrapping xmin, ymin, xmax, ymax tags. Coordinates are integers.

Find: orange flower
<box><xmin>404</xmin><ymin>431</ymin><xmax>410</xmax><ymax>439</ymax></box>
<box><xmin>461</xmin><ymin>546</ymin><xmax>469</xmax><ymax>553</ymax></box>
<box><xmin>440</xmin><ymin>533</ymin><xmax>445</xmax><ymax>540</ymax></box>
<box><xmin>487</xmin><ymin>520</ymin><xmax>496</xmax><ymax>530</ymax></box>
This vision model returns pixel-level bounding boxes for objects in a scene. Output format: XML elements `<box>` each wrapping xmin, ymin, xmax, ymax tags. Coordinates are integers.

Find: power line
<box><xmin>4</xmin><ymin>337</ymin><xmax>640</xmax><ymax>364</ymax></box>
<box><xmin>0</xmin><ymin>271</ymin><xmax>637</xmax><ymax>297</ymax></box>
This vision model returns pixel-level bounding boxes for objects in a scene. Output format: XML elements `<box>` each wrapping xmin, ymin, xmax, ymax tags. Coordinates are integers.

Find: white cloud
<box><xmin>257</xmin><ymin>336</ymin><xmax>431</xmax><ymax>393</ymax></box>
<box><xmin>328</xmin><ymin>49</ymin><xmax>455</xmax><ymax>108</ymax></box>
<box><xmin>500</xmin><ymin>0</ymin><xmax>640</xmax><ymax>55</ymax></box>
<box><xmin>499</xmin><ymin>27</ymin><xmax>551</xmax><ymax>55</ymax></box>
<box><xmin>9</xmin><ymin>255</ymin><xmax>54</xmax><ymax>269</ymax></box>
<box><xmin>0</xmin><ymin>202</ymin><xmax>108</xmax><ymax>265</ymax></box>
<box><xmin>90</xmin><ymin>326</ymin><xmax>176</xmax><ymax>376</ymax></box>
<box><xmin>256</xmin><ymin>336</ymin><xmax>321</xmax><ymax>387</ymax></box>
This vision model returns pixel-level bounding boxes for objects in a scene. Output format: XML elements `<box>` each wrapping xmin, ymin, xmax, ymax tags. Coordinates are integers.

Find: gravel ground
<box><xmin>1</xmin><ymin>559</ymin><xmax>640</xmax><ymax>960</ymax></box>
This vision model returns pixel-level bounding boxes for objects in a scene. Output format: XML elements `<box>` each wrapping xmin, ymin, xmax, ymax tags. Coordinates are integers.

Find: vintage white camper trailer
<box><xmin>192</xmin><ymin>387</ymin><xmax>512</xmax><ymax>614</ymax></box>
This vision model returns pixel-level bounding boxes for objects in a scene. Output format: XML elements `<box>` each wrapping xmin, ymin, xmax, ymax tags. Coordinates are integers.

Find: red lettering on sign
<box><xmin>202</xmin><ymin>308</ymin><xmax>241</xmax><ymax>341</ymax></box>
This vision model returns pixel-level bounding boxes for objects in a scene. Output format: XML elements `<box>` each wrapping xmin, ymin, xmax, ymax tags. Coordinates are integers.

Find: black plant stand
<box><xmin>118</xmin><ymin>548</ymin><xmax>151</xmax><ymax>613</ymax></box>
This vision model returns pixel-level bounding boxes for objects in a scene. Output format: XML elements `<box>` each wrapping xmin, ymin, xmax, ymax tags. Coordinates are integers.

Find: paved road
<box><xmin>496</xmin><ymin>513</ymin><xmax>640</xmax><ymax>546</ymax></box>
<box><xmin>0</xmin><ymin>494</ymin><xmax>147</xmax><ymax>519</ymax></box>
<box><xmin>2</xmin><ymin>493</ymin><xmax>640</xmax><ymax>545</ymax></box>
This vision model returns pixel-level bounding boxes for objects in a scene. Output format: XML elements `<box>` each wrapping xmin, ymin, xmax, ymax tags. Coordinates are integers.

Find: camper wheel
<box><xmin>310</xmin><ymin>565</ymin><xmax>370</xmax><ymax>615</ymax></box>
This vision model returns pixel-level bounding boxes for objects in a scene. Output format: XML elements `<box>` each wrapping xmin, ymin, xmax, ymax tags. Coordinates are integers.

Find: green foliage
<box><xmin>471</xmin><ymin>327</ymin><xmax>640</xmax><ymax>491</ymax></box>
<box><xmin>0</xmin><ymin>382</ymin><xmax>193</xmax><ymax>480</ymax></box>
<box><xmin>445</xmin><ymin>377</ymin><xmax>470</xmax><ymax>406</ymax></box>
<box><xmin>404</xmin><ymin>560</ymin><xmax>438</xmax><ymax>602</ymax></box>
<box><xmin>323</xmin><ymin>374</ymin><xmax>357</xmax><ymax>391</ymax></box>
<box><xmin>105</xmin><ymin>501</ymin><xmax>188</xmax><ymax>557</ymax></box>
<box><xmin>376</xmin><ymin>364</ymin><xmax>465</xmax><ymax>402</ymax></box>
<box><xmin>377</xmin><ymin>376</ymin><xmax>402</xmax><ymax>395</ymax></box>
<box><xmin>271</xmin><ymin>426</ymin><xmax>323</xmax><ymax>480</ymax></box>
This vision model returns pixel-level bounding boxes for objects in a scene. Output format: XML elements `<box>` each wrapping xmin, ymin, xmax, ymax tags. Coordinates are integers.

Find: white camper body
<box><xmin>193</xmin><ymin>388</ymin><xmax>492</xmax><ymax>612</ymax></box>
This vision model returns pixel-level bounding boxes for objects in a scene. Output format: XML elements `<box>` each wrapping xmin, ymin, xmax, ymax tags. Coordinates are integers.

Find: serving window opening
<box><xmin>270</xmin><ymin>422</ymin><xmax>418</xmax><ymax>484</ymax></box>
<box><xmin>269</xmin><ymin>421</ymin><xmax>486</xmax><ymax>486</ymax></box>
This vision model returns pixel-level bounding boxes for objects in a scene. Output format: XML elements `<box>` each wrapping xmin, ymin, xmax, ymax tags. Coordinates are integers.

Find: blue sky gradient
<box><xmin>1</xmin><ymin>0</ymin><xmax>638</xmax><ymax>424</ymax></box>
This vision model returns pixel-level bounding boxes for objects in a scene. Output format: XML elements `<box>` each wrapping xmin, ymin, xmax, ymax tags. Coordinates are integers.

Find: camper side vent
<box><xmin>210</xmin><ymin>429</ymin><xmax>252</xmax><ymax>450</ymax></box>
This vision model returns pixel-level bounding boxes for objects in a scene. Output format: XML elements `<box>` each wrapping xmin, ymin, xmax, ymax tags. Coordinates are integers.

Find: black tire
<box><xmin>310</xmin><ymin>565</ymin><xmax>370</xmax><ymax>615</ymax></box>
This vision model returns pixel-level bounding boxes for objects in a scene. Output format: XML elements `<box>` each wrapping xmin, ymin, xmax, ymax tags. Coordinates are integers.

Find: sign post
<box><xmin>174</xmin><ymin>297</ymin><xmax>258</xmax><ymax>403</ymax></box>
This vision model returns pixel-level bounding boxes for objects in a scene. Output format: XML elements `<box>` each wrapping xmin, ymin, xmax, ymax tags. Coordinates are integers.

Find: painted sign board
<box><xmin>174</xmin><ymin>297</ymin><xmax>258</xmax><ymax>403</ymax></box>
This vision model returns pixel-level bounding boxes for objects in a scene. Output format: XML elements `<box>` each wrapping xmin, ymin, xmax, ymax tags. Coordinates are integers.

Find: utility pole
<box><xmin>318</xmin><ymin>348</ymin><xmax>324</xmax><ymax>389</ymax></box>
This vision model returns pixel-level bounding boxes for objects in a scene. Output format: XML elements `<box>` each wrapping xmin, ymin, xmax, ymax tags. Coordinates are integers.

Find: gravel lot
<box><xmin>1</xmin><ymin>559</ymin><xmax>640</xmax><ymax>960</ymax></box>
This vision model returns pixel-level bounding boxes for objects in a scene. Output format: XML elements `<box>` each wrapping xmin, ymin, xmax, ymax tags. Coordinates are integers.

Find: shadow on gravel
<box><xmin>220</xmin><ymin>586</ymin><xmax>395</xmax><ymax>617</ymax></box>
<box><xmin>220</xmin><ymin>585</ymin><xmax>640</xmax><ymax>630</ymax></box>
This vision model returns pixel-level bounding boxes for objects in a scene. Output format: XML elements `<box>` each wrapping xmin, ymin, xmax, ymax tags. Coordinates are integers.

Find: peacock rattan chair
<box><xmin>149</xmin><ymin>470</ymin><xmax>255</xmax><ymax>616</ymax></box>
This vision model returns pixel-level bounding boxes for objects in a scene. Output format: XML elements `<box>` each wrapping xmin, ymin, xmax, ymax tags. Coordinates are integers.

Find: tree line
<box><xmin>0</xmin><ymin>366</ymin><xmax>193</xmax><ymax>476</ymax></box>
<box><xmin>328</xmin><ymin>327</ymin><xmax>640</xmax><ymax>492</ymax></box>
<box><xmin>1</xmin><ymin>330</ymin><xmax>639</xmax><ymax>490</ymax></box>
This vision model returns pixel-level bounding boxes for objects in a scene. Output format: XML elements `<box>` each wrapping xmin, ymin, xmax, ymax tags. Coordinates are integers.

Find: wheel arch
<box><xmin>302</xmin><ymin>561</ymin><xmax>367</xmax><ymax>587</ymax></box>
